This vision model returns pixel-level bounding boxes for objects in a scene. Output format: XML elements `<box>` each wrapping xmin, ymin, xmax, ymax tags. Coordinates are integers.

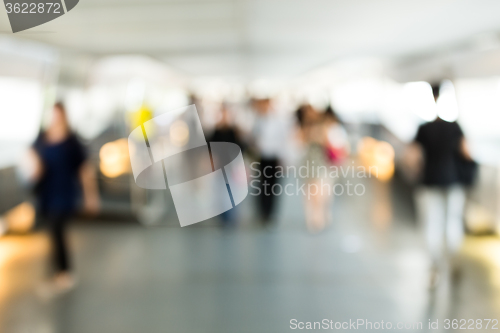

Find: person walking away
<box><xmin>208</xmin><ymin>103</ymin><xmax>246</xmax><ymax>228</ymax></box>
<box><xmin>251</xmin><ymin>98</ymin><xmax>287</xmax><ymax>226</ymax></box>
<box><xmin>411</xmin><ymin>83</ymin><xmax>473</xmax><ymax>288</ymax></box>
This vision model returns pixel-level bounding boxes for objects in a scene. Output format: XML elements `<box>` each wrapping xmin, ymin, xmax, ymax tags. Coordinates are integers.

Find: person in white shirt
<box><xmin>250</xmin><ymin>98</ymin><xmax>287</xmax><ymax>225</ymax></box>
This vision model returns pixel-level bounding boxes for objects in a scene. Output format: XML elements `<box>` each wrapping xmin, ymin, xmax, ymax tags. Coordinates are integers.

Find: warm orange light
<box><xmin>0</xmin><ymin>234</ymin><xmax>49</xmax><ymax>301</ymax></box>
<box><xmin>170</xmin><ymin>120</ymin><xmax>189</xmax><ymax>147</ymax></box>
<box><xmin>357</xmin><ymin>137</ymin><xmax>395</xmax><ymax>182</ymax></box>
<box><xmin>3</xmin><ymin>202</ymin><xmax>36</xmax><ymax>234</ymax></box>
<box><xmin>99</xmin><ymin>138</ymin><xmax>130</xmax><ymax>178</ymax></box>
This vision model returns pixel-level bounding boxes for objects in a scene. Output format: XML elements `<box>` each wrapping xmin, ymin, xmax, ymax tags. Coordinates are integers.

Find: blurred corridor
<box><xmin>3</xmin><ymin>0</ymin><xmax>500</xmax><ymax>332</ymax></box>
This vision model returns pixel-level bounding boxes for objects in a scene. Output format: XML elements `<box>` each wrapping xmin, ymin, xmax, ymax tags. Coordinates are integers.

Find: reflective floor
<box><xmin>1</xmin><ymin>179</ymin><xmax>500</xmax><ymax>333</ymax></box>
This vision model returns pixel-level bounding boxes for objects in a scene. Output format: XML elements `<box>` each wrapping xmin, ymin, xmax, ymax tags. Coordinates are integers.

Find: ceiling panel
<box><xmin>1</xmin><ymin>0</ymin><xmax>500</xmax><ymax>77</ymax></box>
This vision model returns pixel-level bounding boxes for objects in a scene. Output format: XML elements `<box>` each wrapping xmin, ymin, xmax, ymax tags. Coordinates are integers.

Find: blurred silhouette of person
<box><xmin>411</xmin><ymin>83</ymin><xmax>472</xmax><ymax>288</ymax></box>
<box><xmin>324</xmin><ymin>106</ymin><xmax>349</xmax><ymax>165</ymax></box>
<box><xmin>296</xmin><ymin>105</ymin><xmax>333</xmax><ymax>233</ymax></box>
<box><xmin>251</xmin><ymin>98</ymin><xmax>286</xmax><ymax>225</ymax></box>
<box><xmin>30</xmin><ymin>102</ymin><xmax>100</xmax><ymax>292</ymax></box>
<box><xmin>208</xmin><ymin>103</ymin><xmax>245</xmax><ymax>228</ymax></box>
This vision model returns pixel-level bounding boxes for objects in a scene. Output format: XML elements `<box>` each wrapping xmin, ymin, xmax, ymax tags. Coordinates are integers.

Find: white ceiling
<box><xmin>2</xmin><ymin>0</ymin><xmax>500</xmax><ymax>78</ymax></box>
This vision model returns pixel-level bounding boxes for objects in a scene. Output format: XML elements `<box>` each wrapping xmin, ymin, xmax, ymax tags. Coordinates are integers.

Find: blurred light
<box><xmin>464</xmin><ymin>202</ymin><xmax>495</xmax><ymax>234</ymax></box>
<box><xmin>248</xmin><ymin>79</ymin><xmax>280</xmax><ymax>100</ymax></box>
<box><xmin>403</xmin><ymin>81</ymin><xmax>437</xmax><ymax>121</ymax></box>
<box><xmin>0</xmin><ymin>234</ymin><xmax>49</xmax><ymax>293</ymax></box>
<box><xmin>65</xmin><ymin>86</ymin><xmax>118</xmax><ymax>140</ymax></box>
<box><xmin>454</xmin><ymin>78</ymin><xmax>500</xmax><ymax>145</ymax></box>
<box><xmin>129</xmin><ymin>105</ymin><xmax>154</xmax><ymax>141</ymax></box>
<box><xmin>379</xmin><ymin>80</ymin><xmax>421</xmax><ymax>143</ymax></box>
<box><xmin>358</xmin><ymin>137</ymin><xmax>377</xmax><ymax>156</ymax></box>
<box><xmin>88</xmin><ymin>85</ymin><xmax>115</xmax><ymax>116</ymax></box>
<box><xmin>125</xmin><ymin>79</ymin><xmax>146</xmax><ymax>111</ymax></box>
<box><xmin>0</xmin><ymin>78</ymin><xmax>42</xmax><ymax>142</ymax></box>
<box><xmin>0</xmin><ymin>237</ymin><xmax>21</xmax><ymax>269</ymax></box>
<box><xmin>331</xmin><ymin>79</ymin><xmax>384</xmax><ymax>114</ymax></box>
<box><xmin>0</xmin><ymin>218</ymin><xmax>6</xmax><ymax>237</ymax></box>
<box><xmin>3</xmin><ymin>202</ymin><xmax>35</xmax><ymax>234</ymax></box>
<box><xmin>65</xmin><ymin>89</ymin><xmax>87</xmax><ymax>129</ymax></box>
<box><xmin>130</xmin><ymin>105</ymin><xmax>153</xmax><ymax>129</ymax></box>
<box><xmin>99</xmin><ymin>138</ymin><xmax>130</xmax><ymax>178</ymax></box>
<box><xmin>159</xmin><ymin>89</ymin><xmax>189</xmax><ymax>113</ymax></box>
<box><xmin>436</xmin><ymin>80</ymin><xmax>459</xmax><ymax>122</ymax></box>
<box><xmin>306</xmin><ymin>90</ymin><xmax>330</xmax><ymax>111</ymax></box>
<box><xmin>170</xmin><ymin>120</ymin><xmax>189</xmax><ymax>147</ymax></box>
<box><xmin>357</xmin><ymin>137</ymin><xmax>395</xmax><ymax>182</ymax></box>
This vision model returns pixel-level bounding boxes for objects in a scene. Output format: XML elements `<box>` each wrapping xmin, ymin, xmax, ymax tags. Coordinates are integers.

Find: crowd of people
<box><xmin>25</xmin><ymin>80</ymin><xmax>476</xmax><ymax>294</ymax></box>
<box><xmin>204</xmin><ymin>97</ymin><xmax>350</xmax><ymax>232</ymax></box>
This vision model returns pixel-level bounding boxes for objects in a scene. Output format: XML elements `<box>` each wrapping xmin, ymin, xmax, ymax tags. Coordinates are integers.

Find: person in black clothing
<box><xmin>30</xmin><ymin>102</ymin><xmax>100</xmax><ymax>291</ymax></box>
<box><xmin>208</xmin><ymin>104</ymin><xmax>244</xmax><ymax>228</ymax></box>
<box><xmin>411</xmin><ymin>83</ymin><xmax>472</xmax><ymax>287</ymax></box>
<box><xmin>209</xmin><ymin>104</ymin><xmax>243</xmax><ymax>146</ymax></box>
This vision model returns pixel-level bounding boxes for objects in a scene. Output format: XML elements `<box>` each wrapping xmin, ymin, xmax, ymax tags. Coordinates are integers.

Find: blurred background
<box><xmin>2</xmin><ymin>0</ymin><xmax>500</xmax><ymax>332</ymax></box>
